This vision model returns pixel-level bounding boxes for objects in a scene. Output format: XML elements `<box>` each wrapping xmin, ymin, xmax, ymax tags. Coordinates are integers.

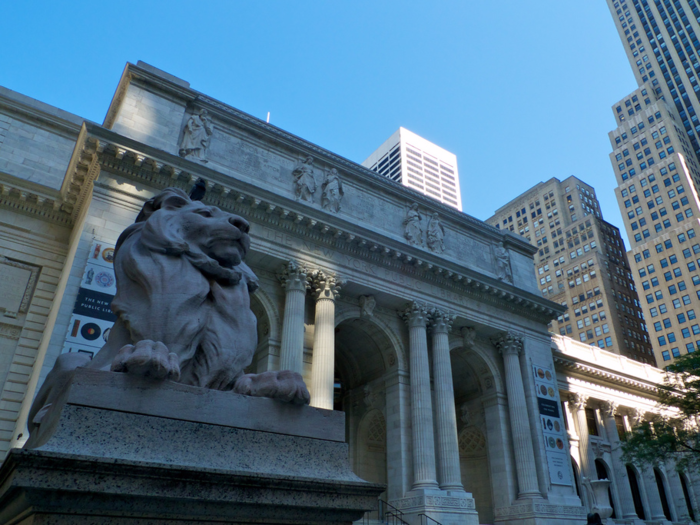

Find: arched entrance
<box><xmin>680</xmin><ymin>473</ymin><xmax>697</xmax><ymax>522</ymax></box>
<box><xmin>451</xmin><ymin>341</ymin><xmax>501</xmax><ymax>524</ymax></box>
<box><xmin>626</xmin><ymin>464</ymin><xmax>646</xmax><ymax>520</ymax></box>
<box><xmin>248</xmin><ymin>290</ymin><xmax>280</xmax><ymax>373</ymax></box>
<box><xmin>333</xmin><ymin>315</ymin><xmax>400</xmax><ymax>499</ymax></box>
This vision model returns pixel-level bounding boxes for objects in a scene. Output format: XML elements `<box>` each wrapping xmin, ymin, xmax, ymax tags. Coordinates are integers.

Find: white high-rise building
<box><xmin>361</xmin><ymin>127</ymin><xmax>462</xmax><ymax>211</ymax></box>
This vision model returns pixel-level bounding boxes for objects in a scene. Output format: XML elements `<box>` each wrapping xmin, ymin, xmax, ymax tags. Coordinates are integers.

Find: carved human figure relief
<box><xmin>494</xmin><ymin>242</ymin><xmax>513</xmax><ymax>284</ymax></box>
<box><xmin>292</xmin><ymin>156</ymin><xmax>317</xmax><ymax>202</ymax></box>
<box><xmin>359</xmin><ymin>295</ymin><xmax>376</xmax><ymax>318</ymax></box>
<box><xmin>403</xmin><ymin>203</ymin><xmax>423</xmax><ymax>246</ymax></box>
<box><xmin>321</xmin><ymin>168</ymin><xmax>344</xmax><ymax>213</ymax></box>
<box><xmin>179</xmin><ymin>109</ymin><xmax>214</xmax><ymax>162</ymax></box>
<box><xmin>426</xmin><ymin>212</ymin><xmax>445</xmax><ymax>253</ymax></box>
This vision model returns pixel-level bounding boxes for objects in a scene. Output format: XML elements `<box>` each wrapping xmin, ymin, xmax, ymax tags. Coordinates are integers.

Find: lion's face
<box><xmin>178</xmin><ymin>201</ymin><xmax>251</xmax><ymax>268</ymax></box>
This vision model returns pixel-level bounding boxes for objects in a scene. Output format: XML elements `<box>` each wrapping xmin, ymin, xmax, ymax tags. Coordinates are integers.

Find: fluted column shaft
<box><xmin>600</xmin><ymin>402</ymin><xmax>638</xmax><ymax>519</ymax></box>
<box><xmin>402</xmin><ymin>302</ymin><xmax>439</xmax><ymax>490</ymax></box>
<box><xmin>309</xmin><ymin>271</ymin><xmax>342</xmax><ymax>410</ymax></box>
<box><xmin>429</xmin><ymin>311</ymin><xmax>463</xmax><ymax>491</ymax></box>
<box><xmin>278</xmin><ymin>261</ymin><xmax>308</xmax><ymax>374</ymax></box>
<box><xmin>493</xmin><ymin>332</ymin><xmax>541</xmax><ymax>499</ymax></box>
<box><xmin>570</xmin><ymin>394</ymin><xmax>595</xmax><ymax>480</ymax></box>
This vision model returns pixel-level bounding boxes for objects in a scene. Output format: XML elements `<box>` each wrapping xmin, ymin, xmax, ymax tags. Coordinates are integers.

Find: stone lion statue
<box><xmin>28</xmin><ymin>188</ymin><xmax>309</xmax><ymax>441</ymax></box>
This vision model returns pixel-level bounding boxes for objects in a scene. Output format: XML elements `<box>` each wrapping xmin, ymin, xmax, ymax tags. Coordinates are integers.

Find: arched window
<box><xmin>680</xmin><ymin>473</ymin><xmax>696</xmax><ymax>522</ymax></box>
<box><xmin>626</xmin><ymin>465</ymin><xmax>646</xmax><ymax>520</ymax></box>
<box><xmin>654</xmin><ymin>468</ymin><xmax>673</xmax><ymax>521</ymax></box>
<box><xmin>595</xmin><ymin>459</ymin><xmax>616</xmax><ymax>519</ymax></box>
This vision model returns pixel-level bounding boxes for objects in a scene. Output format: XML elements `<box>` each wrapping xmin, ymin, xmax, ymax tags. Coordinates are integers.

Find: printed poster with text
<box><xmin>61</xmin><ymin>240</ymin><xmax>117</xmax><ymax>357</ymax></box>
<box><xmin>533</xmin><ymin>363</ymin><xmax>572</xmax><ymax>487</ymax></box>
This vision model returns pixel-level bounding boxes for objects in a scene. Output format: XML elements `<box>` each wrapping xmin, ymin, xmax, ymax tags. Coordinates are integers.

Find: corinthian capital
<box><xmin>308</xmin><ymin>269</ymin><xmax>343</xmax><ymax>301</ymax></box>
<box><xmin>399</xmin><ymin>301</ymin><xmax>429</xmax><ymax>328</ymax></box>
<box><xmin>568</xmin><ymin>392</ymin><xmax>589</xmax><ymax>412</ymax></box>
<box><xmin>277</xmin><ymin>260</ymin><xmax>309</xmax><ymax>292</ymax></box>
<box><xmin>429</xmin><ymin>308</ymin><xmax>455</xmax><ymax>334</ymax></box>
<box><xmin>599</xmin><ymin>400</ymin><xmax>618</xmax><ymax>420</ymax></box>
<box><xmin>491</xmin><ymin>331</ymin><xmax>523</xmax><ymax>356</ymax></box>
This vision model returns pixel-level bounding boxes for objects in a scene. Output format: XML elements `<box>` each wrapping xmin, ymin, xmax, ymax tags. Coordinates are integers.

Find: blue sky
<box><xmin>1</xmin><ymin>1</ymin><xmax>638</xmax><ymax>243</ymax></box>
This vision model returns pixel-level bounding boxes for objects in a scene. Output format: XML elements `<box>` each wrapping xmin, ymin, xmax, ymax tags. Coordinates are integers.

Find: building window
<box><xmin>585</xmin><ymin>408</ymin><xmax>598</xmax><ymax>436</ymax></box>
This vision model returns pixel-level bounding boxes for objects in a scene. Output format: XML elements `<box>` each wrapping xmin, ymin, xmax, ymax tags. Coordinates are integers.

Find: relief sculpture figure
<box><xmin>28</xmin><ymin>187</ymin><xmax>310</xmax><ymax>444</ymax></box>
<box><xmin>292</xmin><ymin>156</ymin><xmax>317</xmax><ymax>202</ymax></box>
<box><xmin>321</xmin><ymin>168</ymin><xmax>344</xmax><ymax>212</ymax></box>
<box><xmin>403</xmin><ymin>203</ymin><xmax>423</xmax><ymax>246</ymax></box>
<box><xmin>495</xmin><ymin>241</ymin><xmax>513</xmax><ymax>283</ymax></box>
<box><xmin>179</xmin><ymin>109</ymin><xmax>214</xmax><ymax>162</ymax></box>
<box><xmin>426</xmin><ymin>213</ymin><xmax>445</xmax><ymax>253</ymax></box>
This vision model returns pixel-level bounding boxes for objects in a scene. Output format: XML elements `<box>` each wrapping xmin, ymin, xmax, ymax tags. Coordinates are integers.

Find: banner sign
<box><xmin>61</xmin><ymin>241</ymin><xmax>117</xmax><ymax>357</ymax></box>
<box><xmin>533</xmin><ymin>364</ymin><xmax>572</xmax><ymax>487</ymax></box>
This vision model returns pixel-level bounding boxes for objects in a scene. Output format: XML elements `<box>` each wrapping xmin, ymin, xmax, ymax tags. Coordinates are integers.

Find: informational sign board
<box><xmin>533</xmin><ymin>364</ymin><xmax>573</xmax><ymax>486</ymax></box>
<box><xmin>61</xmin><ymin>241</ymin><xmax>117</xmax><ymax>357</ymax></box>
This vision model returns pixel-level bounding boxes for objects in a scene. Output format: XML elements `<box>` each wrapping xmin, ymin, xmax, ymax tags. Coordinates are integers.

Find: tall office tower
<box><xmin>486</xmin><ymin>176</ymin><xmax>655</xmax><ymax>364</ymax></box>
<box><xmin>605</xmin><ymin>0</ymin><xmax>700</xmax><ymax>163</ymax></box>
<box><xmin>606</xmin><ymin>0</ymin><xmax>700</xmax><ymax>364</ymax></box>
<box><xmin>362</xmin><ymin>127</ymin><xmax>462</xmax><ymax>211</ymax></box>
<box><xmin>608</xmin><ymin>84</ymin><xmax>700</xmax><ymax>365</ymax></box>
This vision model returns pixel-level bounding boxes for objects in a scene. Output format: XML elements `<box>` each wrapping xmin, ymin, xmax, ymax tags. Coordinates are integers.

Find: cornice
<box><xmin>82</xmin><ymin>126</ymin><xmax>561</xmax><ymax>323</ymax></box>
<box><xmin>0</xmin><ymin>172</ymin><xmax>72</xmax><ymax>226</ymax></box>
<box><xmin>552</xmin><ymin>352</ymin><xmax>661</xmax><ymax>394</ymax></box>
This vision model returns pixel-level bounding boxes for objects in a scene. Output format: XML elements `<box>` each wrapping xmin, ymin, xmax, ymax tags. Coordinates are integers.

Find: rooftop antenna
<box><xmin>266</xmin><ymin>112</ymin><xmax>270</xmax><ymax>123</ymax></box>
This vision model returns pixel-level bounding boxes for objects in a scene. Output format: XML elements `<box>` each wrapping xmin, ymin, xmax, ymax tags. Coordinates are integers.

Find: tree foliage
<box><xmin>621</xmin><ymin>352</ymin><xmax>700</xmax><ymax>472</ymax></box>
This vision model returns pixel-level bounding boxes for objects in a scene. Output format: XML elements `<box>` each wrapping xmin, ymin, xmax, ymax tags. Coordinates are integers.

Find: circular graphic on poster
<box><xmin>81</xmin><ymin>323</ymin><xmax>101</xmax><ymax>341</ymax></box>
<box><xmin>537</xmin><ymin>368</ymin><xmax>545</xmax><ymax>379</ymax></box>
<box><xmin>548</xmin><ymin>387</ymin><xmax>555</xmax><ymax>397</ymax></box>
<box><xmin>102</xmin><ymin>248</ymin><xmax>115</xmax><ymax>263</ymax></box>
<box><xmin>545</xmin><ymin>370</ymin><xmax>552</xmax><ymax>380</ymax></box>
<box><xmin>547</xmin><ymin>419</ymin><xmax>553</xmax><ymax>431</ymax></box>
<box><xmin>554</xmin><ymin>421</ymin><xmax>561</xmax><ymax>432</ymax></box>
<box><xmin>540</xmin><ymin>385</ymin><xmax>547</xmax><ymax>396</ymax></box>
<box><xmin>556</xmin><ymin>438</ymin><xmax>564</xmax><ymax>450</ymax></box>
<box><xmin>95</xmin><ymin>271</ymin><xmax>115</xmax><ymax>288</ymax></box>
<box><xmin>548</xmin><ymin>437</ymin><xmax>555</xmax><ymax>448</ymax></box>
<box><xmin>102</xmin><ymin>327</ymin><xmax>111</xmax><ymax>342</ymax></box>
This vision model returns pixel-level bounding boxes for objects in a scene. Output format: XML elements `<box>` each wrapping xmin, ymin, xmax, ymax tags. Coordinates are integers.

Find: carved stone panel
<box><xmin>0</xmin><ymin>258</ymin><xmax>38</xmax><ymax>318</ymax></box>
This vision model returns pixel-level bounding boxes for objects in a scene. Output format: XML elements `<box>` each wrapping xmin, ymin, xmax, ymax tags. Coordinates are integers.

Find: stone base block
<box><xmin>494</xmin><ymin>498</ymin><xmax>587</xmax><ymax>525</ymax></box>
<box><xmin>390</xmin><ymin>488</ymin><xmax>479</xmax><ymax>525</ymax></box>
<box><xmin>0</xmin><ymin>369</ymin><xmax>384</xmax><ymax>524</ymax></box>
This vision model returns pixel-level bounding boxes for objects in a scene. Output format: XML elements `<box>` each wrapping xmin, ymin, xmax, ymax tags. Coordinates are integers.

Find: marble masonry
<box><xmin>0</xmin><ymin>62</ymin><xmax>697</xmax><ymax>524</ymax></box>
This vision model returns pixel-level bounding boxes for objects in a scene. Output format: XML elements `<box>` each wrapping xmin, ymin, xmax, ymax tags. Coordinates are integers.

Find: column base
<box><xmin>390</xmin><ymin>488</ymin><xmax>478</xmax><ymax>525</ymax></box>
<box><xmin>494</xmin><ymin>498</ymin><xmax>587</xmax><ymax>525</ymax></box>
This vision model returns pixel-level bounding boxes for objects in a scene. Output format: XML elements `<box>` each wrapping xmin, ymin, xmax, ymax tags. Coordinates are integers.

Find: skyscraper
<box><xmin>605</xmin><ymin>0</ymin><xmax>700</xmax><ymax>162</ymax></box>
<box><xmin>606</xmin><ymin>0</ymin><xmax>700</xmax><ymax>364</ymax></box>
<box><xmin>361</xmin><ymin>127</ymin><xmax>462</xmax><ymax>211</ymax></box>
<box><xmin>486</xmin><ymin>176</ymin><xmax>655</xmax><ymax>364</ymax></box>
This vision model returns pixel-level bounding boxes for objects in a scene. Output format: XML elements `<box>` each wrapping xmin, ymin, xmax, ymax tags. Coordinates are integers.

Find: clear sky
<box><xmin>1</xmin><ymin>1</ymin><xmax>638</xmax><ymax>244</ymax></box>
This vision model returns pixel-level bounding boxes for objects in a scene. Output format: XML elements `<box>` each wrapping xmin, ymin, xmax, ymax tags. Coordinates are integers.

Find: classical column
<box><xmin>277</xmin><ymin>261</ymin><xmax>309</xmax><ymax>374</ymax></box>
<box><xmin>600</xmin><ymin>401</ymin><xmax>639</xmax><ymax>520</ymax></box>
<box><xmin>569</xmin><ymin>393</ymin><xmax>595</xmax><ymax>480</ymax></box>
<box><xmin>308</xmin><ymin>270</ymin><xmax>342</xmax><ymax>410</ymax></box>
<box><xmin>428</xmin><ymin>309</ymin><xmax>463</xmax><ymax>491</ymax></box>
<box><xmin>400</xmin><ymin>301</ymin><xmax>439</xmax><ymax>490</ymax></box>
<box><xmin>492</xmin><ymin>332</ymin><xmax>541</xmax><ymax>499</ymax></box>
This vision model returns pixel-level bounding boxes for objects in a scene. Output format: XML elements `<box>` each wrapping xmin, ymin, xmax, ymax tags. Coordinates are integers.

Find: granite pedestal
<box><xmin>0</xmin><ymin>369</ymin><xmax>384</xmax><ymax>524</ymax></box>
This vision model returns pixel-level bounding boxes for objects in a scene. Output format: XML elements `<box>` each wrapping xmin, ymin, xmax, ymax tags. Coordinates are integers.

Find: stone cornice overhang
<box><xmin>106</xmin><ymin>62</ymin><xmax>536</xmax><ymax>259</ymax></box>
<box><xmin>552</xmin><ymin>349</ymin><xmax>661</xmax><ymax>395</ymax></box>
<box><xmin>77</xmin><ymin>123</ymin><xmax>564</xmax><ymax>324</ymax></box>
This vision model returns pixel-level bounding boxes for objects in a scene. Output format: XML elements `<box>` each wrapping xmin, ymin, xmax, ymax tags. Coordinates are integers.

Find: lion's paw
<box><xmin>110</xmin><ymin>340</ymin><xmax>180</xmax><ymax>381</ymax></box>
<box><xmin>233</xmin><ymin>370</ymin><xmax>310</xmax><ymax>405</ymax></box>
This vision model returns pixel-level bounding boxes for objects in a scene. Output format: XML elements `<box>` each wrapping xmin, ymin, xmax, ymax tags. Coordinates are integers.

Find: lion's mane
<box><xmin>88</xmin><ymin>188</ymin><xmax>259</xmax><ymax>390</ymax></box>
